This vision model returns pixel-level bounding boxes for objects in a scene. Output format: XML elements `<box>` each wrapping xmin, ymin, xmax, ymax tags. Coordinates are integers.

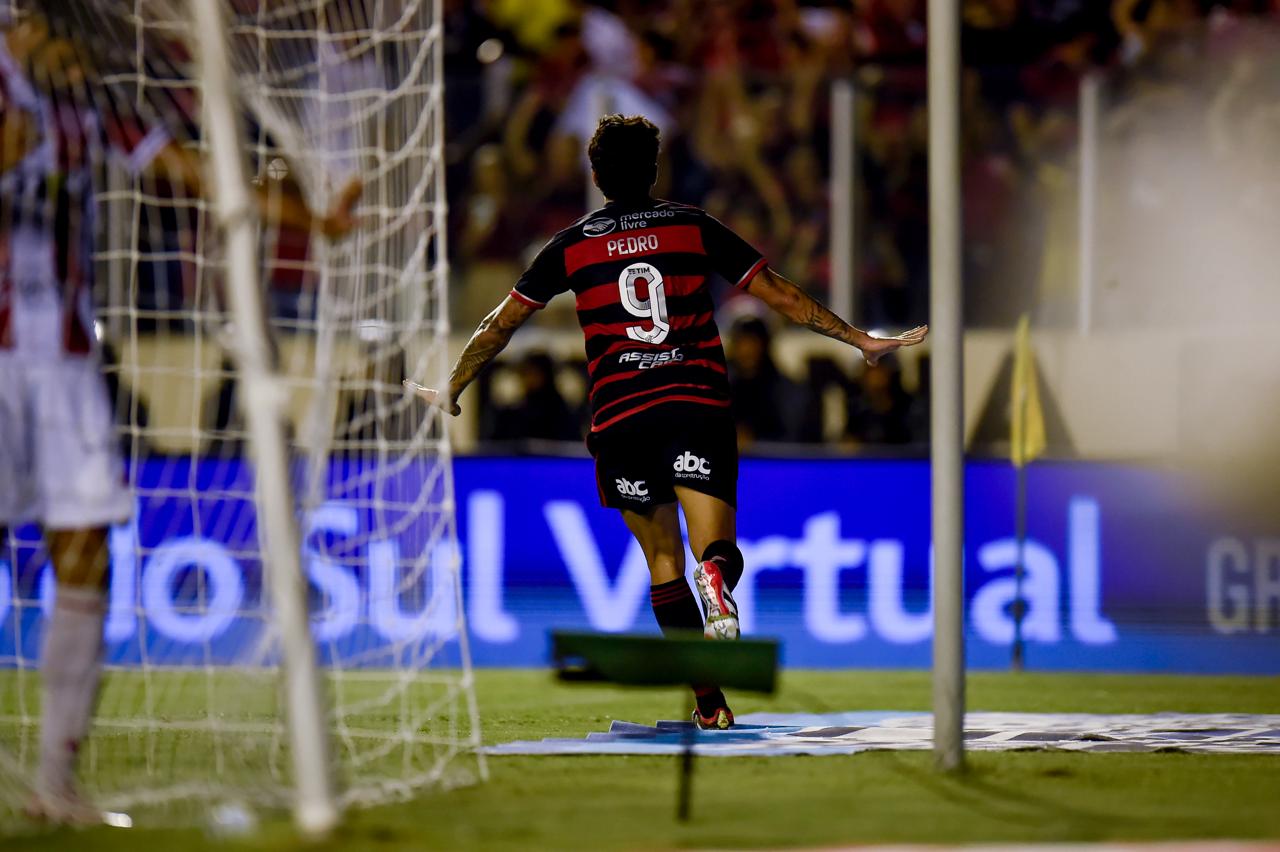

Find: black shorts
<box><xmin>588</xmin><ymin>402</ymin><xmax>738</xmax><ymax>512</ymax></box>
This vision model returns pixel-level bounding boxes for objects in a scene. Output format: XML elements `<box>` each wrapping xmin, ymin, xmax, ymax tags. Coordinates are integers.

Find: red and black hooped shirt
<box><xmin>511</xmin><ymin>199</ymin><xmax>767</xmax><ymax>433</ymax></box>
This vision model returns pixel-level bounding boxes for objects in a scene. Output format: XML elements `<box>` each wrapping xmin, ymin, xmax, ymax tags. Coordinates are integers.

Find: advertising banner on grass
<box><xmin>1</xmin><ymin>457</ymin><xmax>1276</xmax><ymax>673</ymax></box>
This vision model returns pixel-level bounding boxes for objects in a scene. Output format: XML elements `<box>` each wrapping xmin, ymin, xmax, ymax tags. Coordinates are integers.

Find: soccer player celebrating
<box><xmin>410</xmin><ymin>115</ymin><xmax>927</xmax><ymax>729</ymax></box>
<box><xmin>0</xmin><ymin>15</ymin><xmax>358</xmax><ymax>823</ymax></box>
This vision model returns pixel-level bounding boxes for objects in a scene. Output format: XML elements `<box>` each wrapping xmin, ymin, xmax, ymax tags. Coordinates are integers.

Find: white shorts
<box><xmin>0</xmin><ymin>355</ymin><xmax>132</xmax><ymax>530</ymax></box>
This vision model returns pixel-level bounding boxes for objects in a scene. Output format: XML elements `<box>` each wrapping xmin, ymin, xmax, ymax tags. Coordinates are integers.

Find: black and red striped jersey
<box><xmin>511</xmin><ymin>198</ymin><xmax>767</xmax><ymax>433</ymax></box>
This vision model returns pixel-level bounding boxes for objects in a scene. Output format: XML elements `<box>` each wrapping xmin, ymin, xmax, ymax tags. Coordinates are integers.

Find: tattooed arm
<box><xmin>744</xmin><ymin>267</ymin><xmax>928</xmax><ymax>365</ymax></box>
<box><xmin>406</xmin><ymin>296</ymin><xmax>536</xmax><ymax>415</ymax></box>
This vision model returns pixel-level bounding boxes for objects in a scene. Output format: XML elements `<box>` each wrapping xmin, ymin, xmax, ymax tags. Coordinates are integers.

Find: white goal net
<box><xmin>0</xmin><ymin>0</ymin><xmax>482</xmax><ymax>825</ymax></box>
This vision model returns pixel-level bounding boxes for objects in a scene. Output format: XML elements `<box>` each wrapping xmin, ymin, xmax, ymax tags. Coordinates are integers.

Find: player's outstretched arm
<box><xmin>745</xmin><ymin>266</ymin><xmax>928</xmax><ymax>365</ymax></box>
<box><xmin>404</xmin><ymin>296</ymin><xmax>536</xmax><ymax>415</ymax></box>
<box><xmin>144</xmin><ymin>143</ymin><xmax>363</xmax><ymax>239</ymax></box>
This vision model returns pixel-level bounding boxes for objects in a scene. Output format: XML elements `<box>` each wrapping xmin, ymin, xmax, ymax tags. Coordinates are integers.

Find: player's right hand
<box><xmin>403</xmin><ymin>380</ymin><xmax>461</xmax><ymax>416</ymax></box>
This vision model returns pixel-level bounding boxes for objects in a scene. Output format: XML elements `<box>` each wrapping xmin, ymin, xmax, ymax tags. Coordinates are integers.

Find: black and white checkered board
<box><xmin>487</xmin><ymin>712</ymin><xmax>1280</xmax><ymax>757</ymax></box>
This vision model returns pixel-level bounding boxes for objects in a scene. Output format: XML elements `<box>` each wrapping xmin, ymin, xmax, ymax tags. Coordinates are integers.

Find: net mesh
<box><xmin>0</xmin><ymin>0</ymin><xmax>482</xmax><ymax>822</ymax></box>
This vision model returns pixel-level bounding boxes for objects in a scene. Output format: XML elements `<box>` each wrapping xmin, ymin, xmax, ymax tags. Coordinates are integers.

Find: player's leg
<box><xmin>592</xmin><ymin>412</ymin><xmax>733</xmax><ymax>728</ymax></box>
<box><xmin>592</xmin><ymin>418</ymin><xmax>701</xmax><ymax>632</ymax></box>
<box><xmin>621</xmin><ymin>504</ymin><xmax>701</xmax><ymax>636</ymax></box>
<box><xmin>29</xmin><ymin>358</ymin><xmax>131</xmax><ymax>815</ymax></box>
<box><xmin>37</xmin><ymin>526</ymin><xmax>110</xmax><ymax>805</ymax></box>
<box><xmin>676</xmin><ymin>486</ymin><xmax>737</xmax><ymax>571</ymax></box>
<box><xmin>620</xmin><ymin>504</ymin><xmax>733</xmax><ymax>729</ymax></box>
<box><xmin>670</xmin><ymin>407</ymin><xmax>744</xmax><ymax>641</ymax></box>
<box><xmin>675</xmin><ymin>487</ymin><xmax>744</xmax><ymax>640</ymax></box>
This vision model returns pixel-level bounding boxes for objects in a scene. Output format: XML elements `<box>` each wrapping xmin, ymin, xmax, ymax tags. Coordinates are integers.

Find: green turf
<box><xmin>3</xmin><ymin>669</ymin><xmax>1280</xmax><ymax>850</ymax></box>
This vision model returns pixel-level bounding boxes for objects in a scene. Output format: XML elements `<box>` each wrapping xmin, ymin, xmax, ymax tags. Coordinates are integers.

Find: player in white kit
<box><xmin>0</xmin><ymin>15</ymin><xmax>359</xmax><ymax>823</ymax></box>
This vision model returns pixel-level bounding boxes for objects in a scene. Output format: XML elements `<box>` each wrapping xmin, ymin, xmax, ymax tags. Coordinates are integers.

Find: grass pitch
<box><xmin>3</xmin><ymin>669</ymin><xmax>1279</xmax><ymax>850</ymax></box>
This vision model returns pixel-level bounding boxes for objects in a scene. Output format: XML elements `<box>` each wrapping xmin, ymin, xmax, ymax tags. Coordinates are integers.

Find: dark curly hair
<box><xmin>587</xmin><ymin>114</ymin><xmax>660</xmax><ymax>202</ymax></box>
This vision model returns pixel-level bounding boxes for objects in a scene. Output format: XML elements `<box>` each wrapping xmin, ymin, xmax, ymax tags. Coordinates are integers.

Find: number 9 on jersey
<box><xmin>618</xmin><ymin>262</ymin><xmax>669</xmax><ymax>345</ymax></box>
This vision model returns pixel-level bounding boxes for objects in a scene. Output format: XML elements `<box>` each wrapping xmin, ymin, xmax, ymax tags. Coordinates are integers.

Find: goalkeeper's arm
<box><xmin>143</xmin><ymin>142</ymin><xmax>362</xmax><ymax>239</ymax></box>
<box><xmin>0</xmin><ymin>101</ymin><xmax>39</xmax><ymax>173</ymax></box>
<box><xmin>5</xmin><ymin>13</ymin><xmax>360</xmax><ymax>237</ymax></box>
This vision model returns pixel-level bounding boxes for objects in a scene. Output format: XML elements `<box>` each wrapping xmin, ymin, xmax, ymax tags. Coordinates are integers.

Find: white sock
<box><xmin>37</xmin><ymin>585</ymin><xmax>106</xmax><ymax>799</ymax></box>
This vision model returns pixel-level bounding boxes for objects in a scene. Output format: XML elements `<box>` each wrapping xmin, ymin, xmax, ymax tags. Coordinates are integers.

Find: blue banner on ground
<box><xmin>1</xmin><ymin>457</ymin><xmax>1276</xmax><ymax>672</ymax></box>
<box><xmin>486</xmin><ymin>712</ymin><xmax>1280</xmax><ymax>757</ymax></box>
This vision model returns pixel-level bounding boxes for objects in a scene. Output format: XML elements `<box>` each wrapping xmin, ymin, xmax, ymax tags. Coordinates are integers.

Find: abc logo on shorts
<box><xmin>673</xmin><ymin>452</ymin><xmax>711</xmax><ymax>475</ymax></box>
<box><xmin>615</xmin><ymin>478</ymin><xmax>648</xmax><ymax>498</ymax></box>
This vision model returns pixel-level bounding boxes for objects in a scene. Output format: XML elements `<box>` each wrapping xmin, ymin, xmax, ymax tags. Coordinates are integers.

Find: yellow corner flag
<box><xmin>1011</xmin><ymin>313</ymin><xmax>1046</xmax><ymax>468</ymax></box>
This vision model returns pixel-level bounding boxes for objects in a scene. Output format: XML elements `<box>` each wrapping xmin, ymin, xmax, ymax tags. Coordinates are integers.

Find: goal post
<box><xmin>0</xmin><ymin>0</ymin><xmax>481</xmax><ymax>831</ymax></box>
<box><xmin>187</xmin><ymin>0</ymin><xmax>337</xmax><ymax>832</ymax></box>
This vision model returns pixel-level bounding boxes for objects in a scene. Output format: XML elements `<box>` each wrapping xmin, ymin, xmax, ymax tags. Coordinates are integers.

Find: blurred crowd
<box><xmin>1089</xmin><ymin>4</ymin><xmax>1280</xmax><ymax>329</ymax></box>
<box><xmin>57</xmin><ymin>0</ymin><xmax>1280</xmax><ymax>453</ymax></box>
<box><xmin>443</xmin><ymin>0</ymin><xmax>1278</xmax><ymax>320</ymax></box>
<box><xmin>440</xmin><ymin>0</ymin><xmax>1280</xmax><ymax>451</ymax></box>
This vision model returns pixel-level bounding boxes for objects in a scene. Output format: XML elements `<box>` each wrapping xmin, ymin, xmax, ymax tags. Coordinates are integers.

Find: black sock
<box><xmin>651</xmin><ymin>579</ymin><xmax>730</xmax><ymax>717</ymax></box>
<box><xmin>694</xmin><ymin>686</ymin><xmax>728</xmax><ymax>717</ymax></box>
<box><xmin>700</xmin><ymin>540</ymin><xmax>744</xmax><ymax>591</ymax></box>
<box><xmin>650</xmin><ymin>577</ymin><xmax>703</xmax><ymax>635</ymax></box>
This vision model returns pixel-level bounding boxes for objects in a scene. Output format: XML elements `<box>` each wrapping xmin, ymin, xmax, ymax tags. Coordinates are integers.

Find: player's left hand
<box><xmin>404</xmin><ymin>380</ymin><xmax>461</xmax><ymax>416</ymax></box>
<box><xmin>861</xmin><ymin>324</ymin><xmax>929</xmax><ymax>366</ymax></box>
<box><xmin>320</xmin><ymin>178</ymin><xmax>363</xmax><ymax>239</ymax></box>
